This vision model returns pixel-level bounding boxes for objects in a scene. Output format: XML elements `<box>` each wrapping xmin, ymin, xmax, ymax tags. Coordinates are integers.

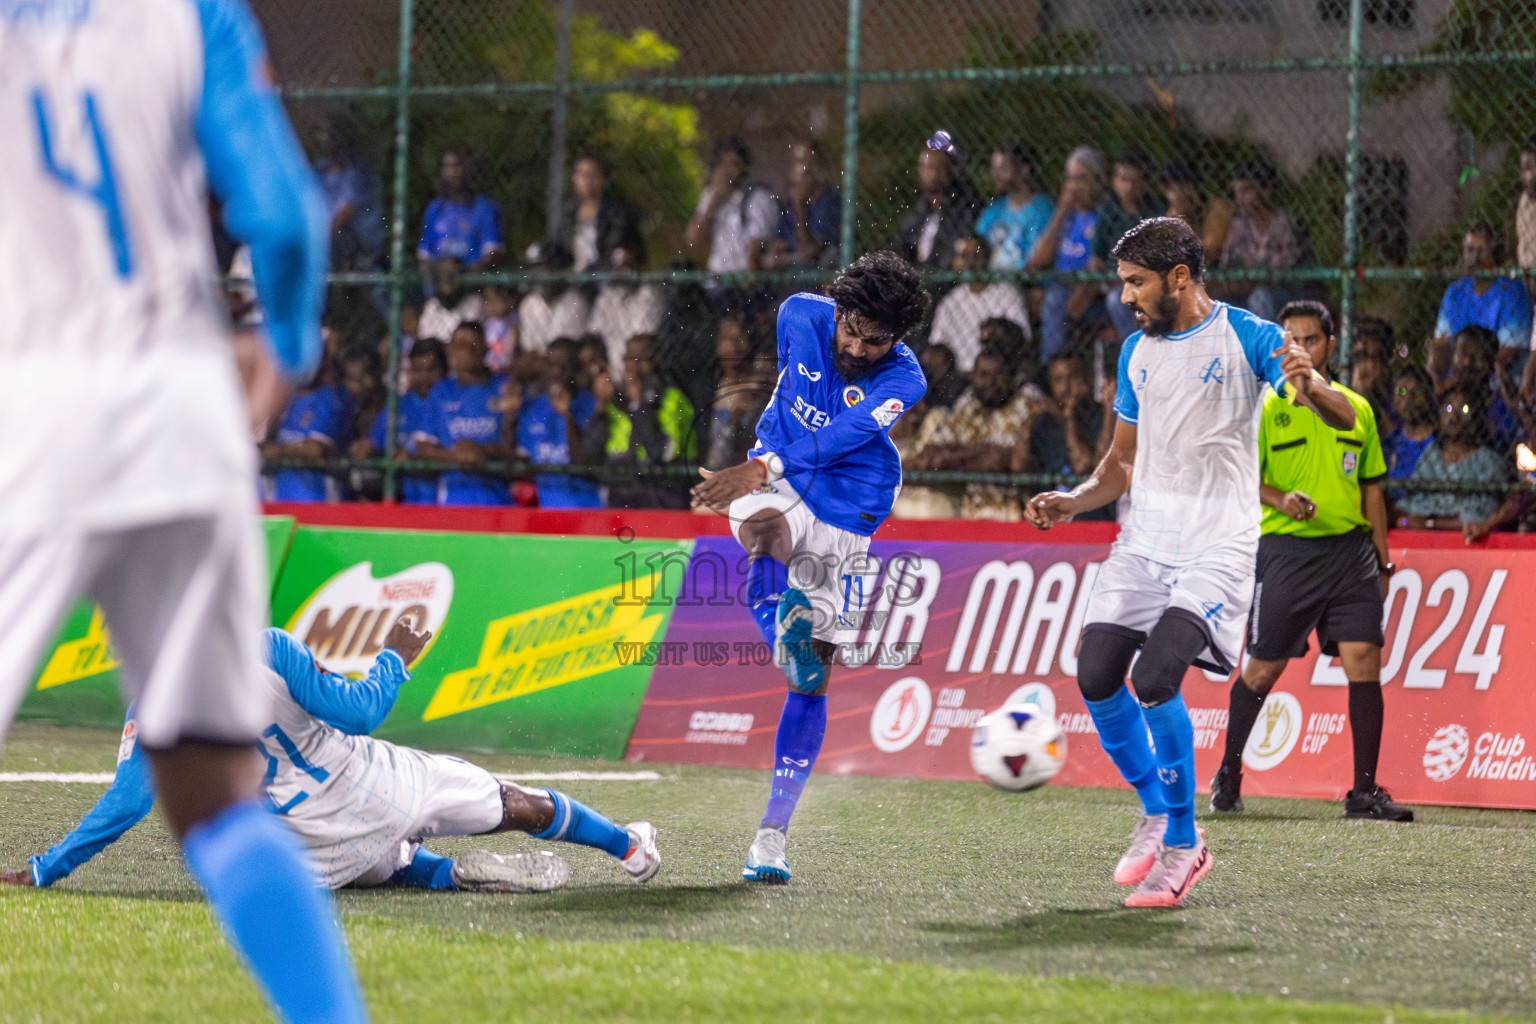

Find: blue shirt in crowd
<box><xmin>369</xmin><ymin>392</ymin><xmax>437</xmax><ymax>505</ymax></box>
<box><xmin>271</xmin><ymin>384</ymin><xmax>355</xmax><ymax>502</ymax></box>
<box><xmin>422</xmin><ymin>377</ymin><xmax>511</xmax><ymax>506</ymax></box>
<box><xmin>517</xmin><ymin>391</ymin><xmax>602</xmax><ymax>509</ymax></box>
<box><xmin>417</xmin><ymin>195</ymin><xmax>504</xmax><ymax>265</ymax></box>
<box><xmin>976</xmin><ymin>193</ymin><xmax>1054</xmax><ymax>271</ymax></box>
<box><xmin>315</xmin><ymin>157</ymin><xmax>386</xmax><ymax>261</ymax></box>
<box><xmin>776</xmin><ymin>190</ymin><xmax>841</xmax><ymax>256</ymax></box>
<box><xmin>1054</xmin><ymin>209</ymin><xmax>1097</xmax><ymax>272</ymax></box>
<box><xmin>1436</xmin><ymin>277</ymin><xmax>1533</xmax><ymax>351</ymax></box>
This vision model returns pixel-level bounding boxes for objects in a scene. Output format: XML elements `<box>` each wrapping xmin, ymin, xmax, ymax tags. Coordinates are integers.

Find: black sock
<box><xmin>1223</xmin><ymin>678</ymin><xmax>1267</xmax><ymax>774</ymax></box>
<box><xmin>1348</xmin><ymin>680</ymin><xmax>1384</xmax><ymax>794</ymax></box>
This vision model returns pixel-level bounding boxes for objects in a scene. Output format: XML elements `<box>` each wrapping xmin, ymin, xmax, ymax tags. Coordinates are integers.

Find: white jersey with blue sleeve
<box><xmin>257</xmin><ymin>629</ymin><xmax>502</xmax><ymax>889</ymax></box>
<box><xmin>749</xmin><ymin>293</ymin><xmax>928</xmax><ymax>537</ymax></box>
<box><xmin>1112</xmin><ymin>302</ymin><xmax>1289</xmax><ymax>566</ymax></box>
<box><xmin>0</xmin><ymin>0</ymin><xmax>327</xmax><ymax>536</ymax></box>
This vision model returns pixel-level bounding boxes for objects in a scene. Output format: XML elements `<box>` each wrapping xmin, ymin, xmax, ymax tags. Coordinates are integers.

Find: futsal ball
<box><xmin>970</xmin><ymin>703</ymin><xmax>1067</xmax><ymax>791</ymax></box>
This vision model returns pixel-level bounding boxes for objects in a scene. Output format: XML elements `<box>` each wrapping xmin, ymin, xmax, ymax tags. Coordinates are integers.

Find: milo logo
<box><xmin>286</xmin><ymin>562</ymin><xmax>455</xmax><ymax>676</ymax></box>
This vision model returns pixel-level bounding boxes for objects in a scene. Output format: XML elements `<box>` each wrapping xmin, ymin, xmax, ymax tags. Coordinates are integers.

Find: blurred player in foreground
<box><xmin>1025</xmin><ymin>218</ymin><xmax>1356</xmax><ymax>906</ymax></box>
<box><xmin>692</xmin><ymin>252</ymin><xmax>930</xmax><ymax>883</ymax></box>
<box><xmin>1</xmin><ymin>621</ymin><xmax>660</xmax><ymax>891</ymax></box>
<box><xmin>1210</xmin><ymin>301</ymin><xmax>1412</xmax><ymax>822</ymax></box>
<box><xmin>0</xmin><ymin>2</ymin><xmax>358</xmax><ymax>1019</ymax></box>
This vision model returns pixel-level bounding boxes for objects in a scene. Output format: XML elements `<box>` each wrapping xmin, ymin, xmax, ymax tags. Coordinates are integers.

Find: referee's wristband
<box><xmin>753</xmin><ymin>452</ymin><xmax>785</xmax><ymax>482</ymax></box>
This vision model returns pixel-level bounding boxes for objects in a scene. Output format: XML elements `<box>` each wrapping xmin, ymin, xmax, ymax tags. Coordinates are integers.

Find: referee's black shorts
<box><xmin>1246</xmin><ymin>530</ymin><xmax>1384</xmax><ymax>661</ymax></box>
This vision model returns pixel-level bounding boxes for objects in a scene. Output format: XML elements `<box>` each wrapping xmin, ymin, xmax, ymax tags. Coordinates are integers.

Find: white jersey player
<box><xmin>1026</xmin><ymin>217</ymin><xmax>1355</xmax><ymax>908</ymax></box>
<box><xmin>0</xmin><ymin>1</ymin><xmax>363</xmax><ymax>1020</ymax></box>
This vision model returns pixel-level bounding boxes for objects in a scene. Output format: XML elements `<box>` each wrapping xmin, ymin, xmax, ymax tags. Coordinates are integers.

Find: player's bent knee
<box><xmin>1076</xmin><ymin>626</ymin><xmax>1142</xmax><ymax>703</ymax></box>
<box><xmin>1129</xmin><ymin>613</ymin><xmax>1210</xmax><ymax>708</ymax></box>
<box><xmin>498</xmin><ymin>782</ymin><xmax>555</xmax><ymax>834</ymax></box>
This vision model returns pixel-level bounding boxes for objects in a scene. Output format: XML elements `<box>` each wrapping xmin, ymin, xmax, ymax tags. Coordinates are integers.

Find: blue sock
<box><xmin>392</xmin><ymin>847</ymin><xmax>456</xmax><ymax>890</ymax></box>
<box><xmin>761</xmin><ymin>691</ymin><xmax>827</xmax><ymax>831</ymax></box>
<box><xmin>746</xmin><ymin>554</ymin><xmax>789</xmax><ymax>648</ymax></box>
<box><xmin>531</xmin><ymin>789</ymin><xmax>632</xmax><ymax>859</ymax></box>
<box><xmin>1142</xmin><ymin>695</ymin><xmax>1198</xmax><ymax>848</ymax></box>
<box><xmin>1085</xmin><ymin>687</ymin><xmax>1167</xmax><ymax>816</ymax></box>
<box><xmin>182</xmin><ymin>800</ymin><xmax>366</xmax><ymax>1024</ymax></box>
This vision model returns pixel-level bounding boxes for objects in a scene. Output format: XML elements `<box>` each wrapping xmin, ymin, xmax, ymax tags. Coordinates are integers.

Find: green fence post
<box><xmin>381</xmin><ymin>0</ymin><xmax>416</xmax><ymax>502</ymax></box>
<box><xmin>1339</xmin><ymin>0</ymin><xmax>1364</xmax><ymax>367</ymax></box>
<box><xmin>839</xmin><ymin>0</ymin><xmax>862</xmax><ymax>268</ymax></box>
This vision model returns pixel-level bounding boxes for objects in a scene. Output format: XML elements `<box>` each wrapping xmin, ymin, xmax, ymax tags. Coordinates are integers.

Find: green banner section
<box><xmin>269</xmin><ymin>527</ymin><xmax>687</xmax><ymax>760</ymax></box>
<box><xmin>17</xmin><ymin>517</ymin><xmax>297</xmax><ymax>729</ymax></box>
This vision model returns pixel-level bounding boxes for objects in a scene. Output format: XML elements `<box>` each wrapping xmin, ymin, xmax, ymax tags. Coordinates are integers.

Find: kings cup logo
<box><xmin>870</xmin><ymin>677</ymin><xmax>931</xmax><ymax>752</ymax></box>
<box><xmin>1242</xmin><ymin>691</ymin><xmax>1302</xmax><ymax>771</ymax></box>
<box><xmin>286</xmin><ymin>562</ymin><xmax>455</xmax><ymax>677</ymax></box>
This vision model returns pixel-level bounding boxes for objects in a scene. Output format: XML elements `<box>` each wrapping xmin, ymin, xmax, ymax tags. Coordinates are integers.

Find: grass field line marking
<box><xmin>492</xmin><ymin>771</ymin><xmax>668</xmax><ymax>782</ymax></box>
<box><xmin>0</xmin><ymin>772</ymin><xmax>116</xmax><ymax>783</ymax></box>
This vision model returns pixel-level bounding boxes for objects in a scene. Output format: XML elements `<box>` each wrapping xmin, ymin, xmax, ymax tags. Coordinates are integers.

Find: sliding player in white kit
<box><xmin>1025</xmin><ymin>218</ymin><xmax>1355</xmax><ymax>907</ymax></box>
<box><xmin>0</xmin><ymin>1</ymin><xmax>368</xmax><ymax>1020</ymax></box>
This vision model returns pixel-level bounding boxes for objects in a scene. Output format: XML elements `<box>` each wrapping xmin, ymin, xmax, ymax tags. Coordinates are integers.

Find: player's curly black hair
<box><xmin>826</xmin><ymin>250</ymin><xmax>932</xmax><ymax>342</ymax></box>
<box><xmin>1110</xmin><ymin>216</ymin><xmax>1205</xmax><ymax>282</ymax></box>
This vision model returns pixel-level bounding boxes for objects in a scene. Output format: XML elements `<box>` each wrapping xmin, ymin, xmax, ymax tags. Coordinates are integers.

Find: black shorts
<box><xmin>1246</xmin><ymin>530</ymin><xmax>1384</xmax><ymax>661</ymax></box>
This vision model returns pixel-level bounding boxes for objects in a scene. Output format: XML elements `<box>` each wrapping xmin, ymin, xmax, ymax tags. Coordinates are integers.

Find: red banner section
<box><xmin>625</xmin><ymin>537</ymin><xmax>1536</xmax><ymax>810</ymax></box>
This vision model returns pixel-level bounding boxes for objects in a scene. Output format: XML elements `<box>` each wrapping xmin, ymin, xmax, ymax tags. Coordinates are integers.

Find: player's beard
<box><xmin>832</xmin><ymin>341</ymin><xmax>875</xmax><ymax>381</ymax></box>
<box><xmin>1133</xmin><ymin>282</ymin><xmax>1181</xmax><ymax>336</ymax></box>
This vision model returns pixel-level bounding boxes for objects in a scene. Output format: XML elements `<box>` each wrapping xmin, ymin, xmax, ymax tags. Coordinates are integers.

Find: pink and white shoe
<box><xmin>1113</xmin><ymin>814</ymin><xmax>1167</xmax><ymax>886</ymax></box>
<box><xmin>620</xmin><ymin>822</ymin><xmax>660</xmax><ymax>883</ymax></box>
<box><xmin>1124</xmin><ymin>837</ymin><xmax>1214</xmax><ymax>908</ymax></box>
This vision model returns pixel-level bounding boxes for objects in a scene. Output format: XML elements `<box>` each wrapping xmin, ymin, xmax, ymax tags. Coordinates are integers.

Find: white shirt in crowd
<box><xmin>695</xmin><ymin>184</ymin><xmax>778</xmax><ymax>273</ymax></box>
<box><xmin>418</xmin><ymin>291</ymin><xmax>485</xmax><ymax>344</ymax></box>
<box><xmin>518</xmin><ymin>288</ymin><xmax>591</xmax><ymax>353</ymax></box>
<box><xmin>589</xmin><ymin>283</ymin><xmax>667</xmax><ymax>373</ymax></box>
<box><xmin>926</xmin><ymin>282</ymin><xmax>1033</xmax><ymax>371</ymax></box>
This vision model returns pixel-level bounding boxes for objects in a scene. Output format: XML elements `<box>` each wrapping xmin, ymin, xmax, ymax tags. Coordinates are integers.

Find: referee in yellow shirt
<box><xmin>1209</xmin><ymin>301</ymin><xmax>1413</xmax><ymax>821</ymax></box>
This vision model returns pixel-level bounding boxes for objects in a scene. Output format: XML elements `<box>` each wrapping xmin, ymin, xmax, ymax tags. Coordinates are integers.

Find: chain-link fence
<box><xmin>249</xmin><ymin>0</ymin><xmax>1536</xmax><ymax>531</ymax></box>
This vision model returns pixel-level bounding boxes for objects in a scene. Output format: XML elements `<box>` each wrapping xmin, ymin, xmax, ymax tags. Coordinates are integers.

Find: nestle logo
<box><xmin>380</xmin><ymin>579</ymin><xmax>437</xmax><ymax>602</ymax></box>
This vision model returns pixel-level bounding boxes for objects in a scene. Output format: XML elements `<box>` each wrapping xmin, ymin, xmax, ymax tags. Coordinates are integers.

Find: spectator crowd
<box><xmin>242</xmin><ymin>119</ymin><xmax>1536</xmax><ymax>537</ymax></box>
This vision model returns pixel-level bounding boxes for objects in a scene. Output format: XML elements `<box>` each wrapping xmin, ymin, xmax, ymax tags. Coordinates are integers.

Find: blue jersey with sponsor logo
<box><xmin>517</xmin><ymin>390</ymin><xmax>602</xmax><ymax>509</ymax></box>
<box><xmin>271</xmin><ymin>383</ymin><xmax>355</xmax><ymax>502</ymax></box>
<box><xmin>750</xmin><ymin>292</ymin><xmax>928</xmax><ymax>536</ymax></box>
<box><xmin>369</xmin><ymin>391</ymin><xmax>436</xmax><ymax>504</ymax></box>
<box><xmin>424</xmin><ymin>376</ymin><xmax>510</xmax><ymax>506</ymax></box>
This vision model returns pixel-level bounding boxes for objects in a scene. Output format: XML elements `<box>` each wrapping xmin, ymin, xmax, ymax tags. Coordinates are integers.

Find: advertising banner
<box><xmin>18</xmin><ymin>516</ymin><xmax>298</xmax><ymax>729</ymax></box>
<box><xmin>269</xmin><ymin>527</ymin><xmax>686</xmax><ymax>759</ymax></box>
<box><xmin>626</xmin><ymin>537</ymin><xmax>1536</xmax><ymax>810</ymax></box>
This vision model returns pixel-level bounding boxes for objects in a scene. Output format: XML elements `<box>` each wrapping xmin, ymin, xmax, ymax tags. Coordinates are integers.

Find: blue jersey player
<box><xmin>692</xmin><ymin>252</ymin><xmax>931</xmax><ymax>883</ymax></box>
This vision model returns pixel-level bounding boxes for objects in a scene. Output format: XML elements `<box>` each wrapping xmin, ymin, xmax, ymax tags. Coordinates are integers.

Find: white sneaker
<box><xmin>620</xmin><ymin>822</ymin><xmax>660</xmax><ymax>883</ymax></box>
<box><xmin>743</xmin><ymin>826</ymin><xmax>790</xmax><ymax>883</ymax></box>
<box><xmin>1124</xmin><ymin>837</ymin><xmax>1214</xmax><ymax>908</ymax></box>
<box><xmin>450</xmin><ymin>850</ymin><xmax>569</xmax><ymax>893</ymax></box>
<box><xmin>1113</xmin><ymin>813</ymin><xmax>1167</xmax><ymax>886</ymax></box>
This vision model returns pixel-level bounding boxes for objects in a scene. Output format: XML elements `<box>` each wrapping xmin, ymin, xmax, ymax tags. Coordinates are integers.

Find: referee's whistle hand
<box><xmin>1279</xmin><ymin>491</ymin><xmax>1316</xmax><ymax>520</ymax></box>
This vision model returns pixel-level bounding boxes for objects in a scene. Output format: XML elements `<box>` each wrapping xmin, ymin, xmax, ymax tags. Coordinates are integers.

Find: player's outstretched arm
<box><xmin>196</xmin><ymin>0</ymin><xmax>329</xmax><ymax>384</ymax></box>
<box><xmin>264</xmin><ymin>625</ymin><xmax>429</xmax><ymax>736</ymax></box>
<box><xmin>1024</xmin><ymin>417</ymin><xmax>1137</xmax><ymax>530</ymax></box>
<box><xmin>1272</xmin><ymin>337</ymin><xmax>1356</xmax><ymax>431</ymax></box>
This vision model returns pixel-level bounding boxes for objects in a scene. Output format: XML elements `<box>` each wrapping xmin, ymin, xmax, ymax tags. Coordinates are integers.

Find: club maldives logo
<box><xmin>286</xmin><ymin>562</ymin><xmax>455</xmax><ymax>678</ymax></box>
<box><xmin>870</xmin><ymin>677</ymin><xmax>932</xmax><ymax>752</ymax></box>
<box><xmin>1242</xmin><ymin>691</ymin><xmax>1302</xmax><ymax>772</ymax></box>
<box><xmin>1423</xmin><ymin>724</ymin><xmax>1470</xmax><ymax>781</ymax></box>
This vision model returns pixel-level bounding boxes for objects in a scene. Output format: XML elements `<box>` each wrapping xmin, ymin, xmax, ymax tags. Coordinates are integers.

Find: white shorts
<box><xmin>0</xmin><ymin>506</ymin><xmax>269</xmax><ymax>750</ymax></box>
<box><xmin>1083</xmin><ymin>546</ymin><xmax>1254</xmax><ymax>672</ymax></box>
<box><xmin>728</xmin><ymin>477</ymin><xmax>877</xmax><ymax>648</ymax></box>
<box><xmin>342</xmin><ymin>749</ymin><xmax>503</xmax><ymax>889</ymax></box>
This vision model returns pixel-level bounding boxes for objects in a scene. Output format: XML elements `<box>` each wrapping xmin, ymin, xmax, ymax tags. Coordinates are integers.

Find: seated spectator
<box><xmin>766</xmin><ymin>140</ymin><xmax>841</xmax><ymax>269</ymax></box>
<box><xmin>979</xmin><ymin>316</ymin><xmax>1040</xmax><ymax>390</ymax></box>
<box><xmin>927</xmin><ymin>237</ymin><xmax>1031</xmax><ymax>372</ymax></box>
<box><xmin>576</xmin><ymin>333</ymin><xmax>610</xmax><ymax>382</ymax></box>
<box><xmin>892</xmin><ymin>137</ymin><xmax>983</xmax><ymax>271</ymax></box>
<box><xmin>415</xmin><ymin>323</ymin><xmax>514</xmax><ymax>506</ymax></box>
<box><xmin>1346</xmin><ymin>319</ymin><xmax>1396</xmax><ymax>433</ymax></box>
<box><xmin>976</xmin><ymin>141</ymin><xmax>1053</xmax><ymax>273</ymax></box>
<box><xmin>416</xmin><ymin>148</ymin><xmax>503</xmax><ymax>276</ymax></box>
<box><xmin>1428</xmin><ymin>223</ymin><xmax>1532</xmax><ymax>379</ymax></box>
<box><xmin>481</xmin><ymin>285</ymin><xmax>518</xmax><ymax>371</ymax></box>
<box><xmin>555</xmin><ymin>152</ymin><xmax>641</xmax><ymax>273</ymax></box>
<box><xmin>518</xmin><ymin>242</ymin><xmax>590</xmax><ymax>353</ymax></box>
<box><xmin>685</xmin><ymin>136</ymin><xmax>779</xmax><ymax>273</ymax></box>
<box><xmin>585</xmin><ymin>335</ymin><xmax>697</xmax><ymax>509</ymax></box>
<box><xmin>908</xmin><ymin>350</ymin><xmax>1042</xmax><ymax>520</ymax></box>
<box><xmin>1161</xmin><ymin>160</ymin><xmax>1233</xmax><ymax>260</ymax></box>
<box><xmin>1013</xmin><ymin>356</ymin><xmax>1116</xmax><ymax>514</ymax></box>
<box><xmin>1029</xmin><ymin>146</ymin><xmax>1105</xmax><ymax>361</ymax></box>
<box><xmin>1093</xmin><ymin>150</ymin><xmax>1167</xmax><ymax>340</ymax></box>
<box><xmin>1518</xmin><ymin>138</ymin><xmax>1536</xmax><ymax>293</ymax></box>
<box><xmin>588</xmin><ymin>245</ymin><xmax>666</xmax><ymax>373</ymax></box>
<box><xmin>713</xmin><ymin>312</ymin><xmax>754</xmax><ymax>385</ymax></box>
<box><xmin>418</xmin><ymin>258</ymin><xmax>485</xmax><ymax>342</ymax></box>
<box><xmin>338</xmin><ymin>345</ymin><xmax>384</xmax><ymax>446</ymax></box>
<box><xmin>312</xmin><ymin>115</ymin><xmax>386</xmax><ymax>273</ymax></box>
<box><xmin>917</xmin><ymin>343</ymin><xmax>967</xmax><ymax>412</ymax></box>
<box><xmin>706</xmin><ymin>342</ymin><xmax>769</xmax><ymax>471</ymax></box>
<box><xmin>1396</xmin><ymin>386</ymin><xmax>1513</xmax><ymax>536</ymax></box>
<box><xmin>1447</xmin><ymin>325</ymin><xmax>1520</xmax><ymax>452</ymax></box>
<box><xmin>348</xmin><ymin>337</ymin><xmax>447</xmax><ymax>504</ymax></box>
<box><xmin>515</xmin><ymin>360</ymin><xmax>602</xmax><ymax>509</ymax></box>
<box><xmin>261</xmin><ymin>354</ymin><xmax>356</xmax><ymax>503</ymax></box>
<box><xmin>889</xmin><ymin>393</ymin><xmax>957</xmax><ymax>519</ymax></box>
<box><xmin>1384</xmin><ymin>364</ymin><xmax>1437</xmax><ymax>485</ymax></box>
<box><xmin>1218</xmin><ymin>160</ymin><xmax>1313</xmax><ymax>322</ymax></box>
